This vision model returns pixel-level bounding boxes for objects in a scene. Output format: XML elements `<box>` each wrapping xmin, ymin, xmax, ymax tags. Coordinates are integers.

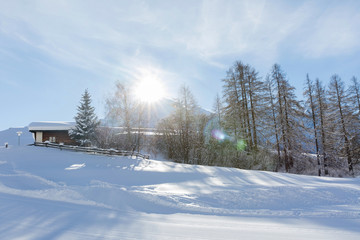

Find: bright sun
<box><xmin>134</xmin><ymin>78</ymin><xmax>165</xmax><ymax>103</ymax></box>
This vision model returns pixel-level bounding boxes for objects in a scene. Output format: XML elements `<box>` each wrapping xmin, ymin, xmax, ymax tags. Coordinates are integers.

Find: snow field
<box><xmin>0</xmin><ymin>146</ymin><xmax>360</xmax><ymax>239</ymax></box>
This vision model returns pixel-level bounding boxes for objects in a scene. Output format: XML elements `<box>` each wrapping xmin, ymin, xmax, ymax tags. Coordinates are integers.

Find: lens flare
<box><xmin>204</xmin><ymin>118</ymin><xmax>247</xmax><ymax>151</ymax></box>
<box><xmin>204</xmin><ymin>118</ymin><xmax>225</xmax><ymax>143</ymax></box>
<box><xmin>211</xmin><ymin>129</ymin><xmax>226</xmax><ymax>141</ymax></box>
<box><xmin>237</xmin><ymin>139</ymin><xmax>247</xmax><ymax>151</ymax></box>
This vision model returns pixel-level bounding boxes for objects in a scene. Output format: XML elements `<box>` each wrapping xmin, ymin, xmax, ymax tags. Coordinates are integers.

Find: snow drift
<box><xmin>0</xmin><ymin>146</ymin><xmax>360</xmax><ymax>239</ymax></box>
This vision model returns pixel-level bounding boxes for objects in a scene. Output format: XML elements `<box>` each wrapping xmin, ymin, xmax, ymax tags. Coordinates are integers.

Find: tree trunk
<box><xmin>268</xmin><ymin>80</ymin><xmax>281</xmax><ymax>170</ymax></box>
<box><xmin>275</xmin><ymin>69</ymin><xmax>289</xmax><ymax>172</ymax></box>
<box><xmin>315</xmin><ymin>79</ymin><xmax>329</xmax><ymax>175</ymax></box>
<box><xmin>306</xmin><ymin>75</ymin><xmax>321</xmax><ymax>176</ymax></box>
<box><xmin>333</xmin><ymin>77</ymin><xmax>353</xmax><ymax>175</ymax></box>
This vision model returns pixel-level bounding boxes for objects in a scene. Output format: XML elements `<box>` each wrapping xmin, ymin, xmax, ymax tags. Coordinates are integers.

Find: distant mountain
<box><xmin>103</xmin><ymin>98</ymin><xmax>212</xmax><ymax>128</ymax></box>
<box><xmin>0</xmin><ymin>127</ymin><xmax>34</xmax><ymax>147</ymax></box>
<box><xmin>0</xmin><ymin>98</ymin><xmax>211</xmax><ymax>147</ymax></box>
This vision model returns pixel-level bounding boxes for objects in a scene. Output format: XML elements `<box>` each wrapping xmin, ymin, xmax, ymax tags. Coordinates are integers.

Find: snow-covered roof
<box><xmin>28</xmin><ymin>121</ymin><xmax>75</xmax><ymax>131</ymax></box>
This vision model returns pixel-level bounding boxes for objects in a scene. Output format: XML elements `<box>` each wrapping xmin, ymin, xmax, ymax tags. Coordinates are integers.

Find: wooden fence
<box><xmin>33</xmin><ymin>142</ymin><xmax>150</xmax><ymax>159</ymax></box>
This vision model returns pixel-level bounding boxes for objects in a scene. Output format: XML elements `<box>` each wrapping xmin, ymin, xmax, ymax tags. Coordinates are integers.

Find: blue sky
<box><xmin>1</xmin><ymin>0</ymin><xmax>360</xmax><ymax>131</ymax></box>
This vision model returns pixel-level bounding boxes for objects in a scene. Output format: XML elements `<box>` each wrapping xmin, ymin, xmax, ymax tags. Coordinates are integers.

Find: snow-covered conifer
<box><xmin>70</xmin><ymin>89</ymin><xmax>100</xmax><ymax>146</ymax></box>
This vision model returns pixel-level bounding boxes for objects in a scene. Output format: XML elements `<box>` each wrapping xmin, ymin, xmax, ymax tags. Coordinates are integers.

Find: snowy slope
<box><xmin>0</xmin><ymin>127</ymin><xmax>34</xmax><ymax>146</ymax></box>
<box><xmin>1</xmin><ymin>146</ymin><xmax>360</xmax><ymax>239</ymax></box>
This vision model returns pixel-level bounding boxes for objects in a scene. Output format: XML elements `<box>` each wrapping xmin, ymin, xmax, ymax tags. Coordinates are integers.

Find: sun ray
<box><xmin>133</xmin><ymin>77</ymin><xmax>165</xmax><ymax>103</ymax></box>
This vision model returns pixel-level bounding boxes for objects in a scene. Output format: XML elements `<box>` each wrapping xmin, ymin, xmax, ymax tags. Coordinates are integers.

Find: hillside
<box><xmin>0</xmin><ymin>127</ymin><xmax>33</xmax><ymax>146</ymax></box>
<box><xmin>0</xmin><ymin>146</ymin><xmax>360</xmax><ymax>239</ymax></box>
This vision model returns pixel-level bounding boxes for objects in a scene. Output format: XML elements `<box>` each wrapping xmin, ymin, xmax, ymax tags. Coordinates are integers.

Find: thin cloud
<box><xmin>1</xmin><ymin>0</ymin><xmax>359</xmax><ymax>80</ymax></box>
<box><xmin>174</xmin><ymin>0</ymin><xmax>308</xmax><ymax>67</ymax></box>
<box><xmin>296</xmin><ymin>2</ymin><xmax>360</xmax><ymax>58</ymax></box>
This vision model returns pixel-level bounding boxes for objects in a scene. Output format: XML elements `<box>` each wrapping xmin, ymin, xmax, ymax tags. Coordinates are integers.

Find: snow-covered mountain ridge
<box><xmin>0</xmin><ymin>146</ymin><xmax>360</xmax><ymax>239</ymax></box>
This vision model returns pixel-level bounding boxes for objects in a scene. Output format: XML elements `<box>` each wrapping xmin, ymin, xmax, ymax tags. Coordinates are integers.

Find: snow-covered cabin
<box><xmin>28</xmin><ymin>122</ymin><xmax>76</xmax><ymax>145</ymax></box>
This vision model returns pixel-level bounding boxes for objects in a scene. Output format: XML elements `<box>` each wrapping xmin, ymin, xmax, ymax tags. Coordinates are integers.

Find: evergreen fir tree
<box><xmin>70</xmin><ymin>89</ymin><xmax>100</xmax><ymax>146</ymax></box>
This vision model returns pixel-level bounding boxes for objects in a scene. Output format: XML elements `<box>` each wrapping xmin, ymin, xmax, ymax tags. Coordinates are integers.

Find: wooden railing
<box><xmin>33</xmin><ymin>142</ymin><xmax>150</xmax><ymax>159</ymax></box>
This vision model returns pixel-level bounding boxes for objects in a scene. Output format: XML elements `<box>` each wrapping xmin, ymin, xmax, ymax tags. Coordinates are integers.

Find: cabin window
<box><xmin>49</xmin><ymin>137</ymin><xmax>56</xmax><ymax>142</ymax></box>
